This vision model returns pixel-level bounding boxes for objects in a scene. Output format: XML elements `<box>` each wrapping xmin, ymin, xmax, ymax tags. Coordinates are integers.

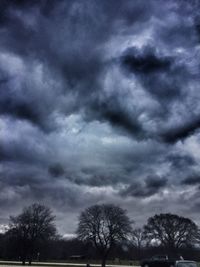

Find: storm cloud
<box><xmin>0</xmin><ymin>0</ymin><xmax>200</xmax><ymax>235</ymax></box>
<box><xmin>120</xmin><ymin>175</ymin><xmax>168</xmax><ymax>198</ymax></box>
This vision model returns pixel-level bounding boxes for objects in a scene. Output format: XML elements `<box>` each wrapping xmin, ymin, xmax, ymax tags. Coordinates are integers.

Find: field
<box><xmin>0</xmin><ymin>261</ymin><xmax>140</xmax><ymax>267</ymax></box>
<box><xmin>0</xmin><ymin>260</ymin><xmax>200</xmax><ymax>267</ymax></box>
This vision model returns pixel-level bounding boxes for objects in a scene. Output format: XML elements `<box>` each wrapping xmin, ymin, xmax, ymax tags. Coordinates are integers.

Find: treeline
<box><xmin>0</xmin><ymin>203</ymin><xmax>200</xmax><ymax>266</ymax></box>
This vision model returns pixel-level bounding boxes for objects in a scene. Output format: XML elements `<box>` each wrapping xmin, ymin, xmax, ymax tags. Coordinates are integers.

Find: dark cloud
<box><xmin>161</xmin><ymin>117</ymin><xmax>200</xmax><ymax>143</ymax></box>
<box><xmin>0</xmin><ymin>70</ymin><xmax>60</xmax><ymax>131</ymax></box>
<box><xmin>182</xmin><ymin>176</ymin><xmax>200</xmax><ymax>186</ymax></box>
<box><xmin>0</xmin><ymin>0</ymin><xmax>58</xmax><ymax>25</ymax></box>
<box><xmin>122</xmin><ymin>47</ymin><xmax>172</xmax><ymax>74</ymax></box>
<box><xmin>0</xmin><ymin>0</ymin><xmax>200</xmax><ymax>235</ymax></box>
<box><xmin>0</xmin><ymin>0</ymin><xmax>155</xmax><ymax>134</ymax></box>
<box><xmin>0</xmin><ymin>100</ymin><xmax>44</xmax><ymax>130</ymax></box>
<box><xmin>121</xmin><ymin>45</ymin><xmax>186</xmax><ymax>102</ymax></box>
<box><xmin>121</xmin><ymin>42</ymin><xmax>200</xmax><ymax>143</ymax></box>
<box><xmin>85</xmin><ymin>97</ymin><xmax>145</xmax><ymax>139</ymax></box>
<box><xmin>120</xmin><ymin>176</ymin><xmax>168</xmax><ymax>198</ymax></box>
<box><xmin>49</xmin><ymin>164</ymin><xmax>65</xmax><ymax>178</ymax></box>
<box><xmin>166</xmin><ymin>153</ymin><xmax>195</xmax><ymax>170</ymax></box>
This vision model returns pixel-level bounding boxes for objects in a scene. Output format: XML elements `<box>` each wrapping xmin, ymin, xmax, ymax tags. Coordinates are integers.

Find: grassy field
<box><xmin>0</xmin><ymin>260</ymin><xmax>199</xmax><ymax>267</ymax></box>
<box><xmin>44</xmin><ymin>260</ymin><xmax>139</xmax><ymax>266</ymax></box>
<box><xmin>0</xmin><ymin>260</ymin><xmax>140</xmax><ymax>267</ymax></box>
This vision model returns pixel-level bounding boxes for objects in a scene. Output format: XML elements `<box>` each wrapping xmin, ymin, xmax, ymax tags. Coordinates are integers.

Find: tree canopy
<box><xmin>77</xmin><ymin>204</ymin><xmax>132</xmax><ymax>267</ymax></box>
<box><xmin>144</xmin><ymin>213</ymin><xmax>198</xmax><ymax>253</ymax></box>
<box><xmin>8</xmin><ymin>203</ymin><xmax>57</xmax><ymax>265</ymax></box>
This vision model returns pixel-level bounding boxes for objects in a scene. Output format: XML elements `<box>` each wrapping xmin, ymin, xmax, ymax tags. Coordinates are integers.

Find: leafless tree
<box><xmin>144</xmin><ymin>213</ymin><xmax>198</xmax><ymax>254</ymax></box>
<box><xmin>77</xmin><ymin>204</ymin><xmax>132</xmax><ymax>267</ymax></box>
<box><xmin>131</xmin><ymin>228</ymin><xmax>146</xmax><ymax>249</ymax></box>
<box><xmin>131</xmin><ymin>227</ymin><xmax>147</xmax><ymax>259</ymax></box>
<box><xmin>8</xmin><ymin>203</ymin><xmax>57</xmax><ymax>265</ymax></box>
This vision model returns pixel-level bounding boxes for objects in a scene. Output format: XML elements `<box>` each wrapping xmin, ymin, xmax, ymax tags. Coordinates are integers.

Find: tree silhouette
<box><xmin>144</xmin><ymin>213</ymin><xmax>198</xmax><ymax>255</ymax></box>
<box><xmin>77</xmin><ymin>204</ymin><xmax>132</xmax><ymax>267</ymax></box>
<box><xmin>131</xmin><ymin>228</ymin><xmax>147</xmax><ymax>259</ymax></box>
<box><xmin>8</xmin><ymin>203</ymin><xmax>57</xmax><ymax>265</ymax></box>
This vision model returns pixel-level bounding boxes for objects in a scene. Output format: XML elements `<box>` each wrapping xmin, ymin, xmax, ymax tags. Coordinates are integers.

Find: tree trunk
<box><xmin>28</xmin><ymin>255</ymin><xmax>32</xmax><ymax>265</ymax></box>
<box><xmin>21</xmin><ymin>255</ymin><xmax>26</xmax><ymax>265</ymax></box>
<box><xmin>28</xmin><ymin>247</ymin><xmax>33</xmax><ymax>265</ymax></box>
<box><xmin>21</xmin><ymin>245</ymin><xmax>27</xmax><ymax>265</ymax></box>
<box><xmin>101</xmin><ymin>256</ymin><xmax>107</xmax><ymax>267</ymax></box>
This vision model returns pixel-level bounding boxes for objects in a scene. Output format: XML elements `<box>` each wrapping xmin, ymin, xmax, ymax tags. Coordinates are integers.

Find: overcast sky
<box><xmin>1</xmin><ymin>0</ymin><xmax>200</xmax><ymax>236</ymax></box>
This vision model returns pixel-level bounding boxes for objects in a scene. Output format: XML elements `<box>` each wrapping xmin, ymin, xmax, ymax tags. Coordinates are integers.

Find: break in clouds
<box><xmin>0</xmin><ymin>0</ymin><xmax>200</xmax><ymax>235</ymax></box>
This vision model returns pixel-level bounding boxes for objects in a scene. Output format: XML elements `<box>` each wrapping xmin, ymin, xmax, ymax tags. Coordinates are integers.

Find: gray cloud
<box><xmin>0</xmin><ymin>0</ymin><xmax>200</xmax><ymax>235</ymax></box>
<box><xmin>122</xmin><ymin>47</ymin><xmax>172</xmax><ymax>75</ymax></box>
<box><xmin>182</xmin><ymin>175</ymin><xmax>200</xmax><ymax>186</ymax></box>
<box><xmin>120</xmin><ymin>175</ymin><xmax>168</xmax><ymax>198</ymax></box>
<box><xmin>161</xmin><ymin>118</ymin><xmax>200</xmax><ymax>143</ymax></box>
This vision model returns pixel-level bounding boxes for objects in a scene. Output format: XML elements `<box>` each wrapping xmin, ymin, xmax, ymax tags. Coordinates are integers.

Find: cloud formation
<box><xmin>0</xmin><ymin>0</ymin><xmax>200</xmax><ymax>235</ymax></box>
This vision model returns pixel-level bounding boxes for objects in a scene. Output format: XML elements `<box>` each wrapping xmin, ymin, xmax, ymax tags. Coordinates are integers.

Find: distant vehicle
<box><xmin>140</xmin><ymin>255</ymin><xmax>197</xmax><ymax>267</ymax></box>
<box><xmin>176</xmin><ymin>261</ymin><xmax>198</xmax><ymax>267</ymax></box>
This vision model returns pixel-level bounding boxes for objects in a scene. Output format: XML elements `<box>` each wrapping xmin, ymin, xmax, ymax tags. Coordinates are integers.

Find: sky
<box><xmin>0</xmin><ymin>0</ymin><xmax>200</xmax><ymax>236</ymax></box>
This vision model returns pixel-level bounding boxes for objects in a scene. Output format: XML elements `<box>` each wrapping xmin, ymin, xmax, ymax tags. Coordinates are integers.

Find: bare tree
<box><xmin>144</xmin><ymin>213</ymin><xmax>198</xmax><ymax>254</ymax></box>
<box><xmin>131</xmin><ymin>228</ymin><xmax>146</xmax><ymax>249</ymax></box>
<box><xmin>77</xmin><ymin>204</ymin><xmax>132</xmax><ymax>267</ymax></box>
<box><xmin>131</xmin><ymin>228</ymin><xmax>147</xmax><ymax>259</ymax></box>
<box><xmin>8</xmin><ymin>203</ymin><xmax>57</xmax><ymax>265</ymax></box>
